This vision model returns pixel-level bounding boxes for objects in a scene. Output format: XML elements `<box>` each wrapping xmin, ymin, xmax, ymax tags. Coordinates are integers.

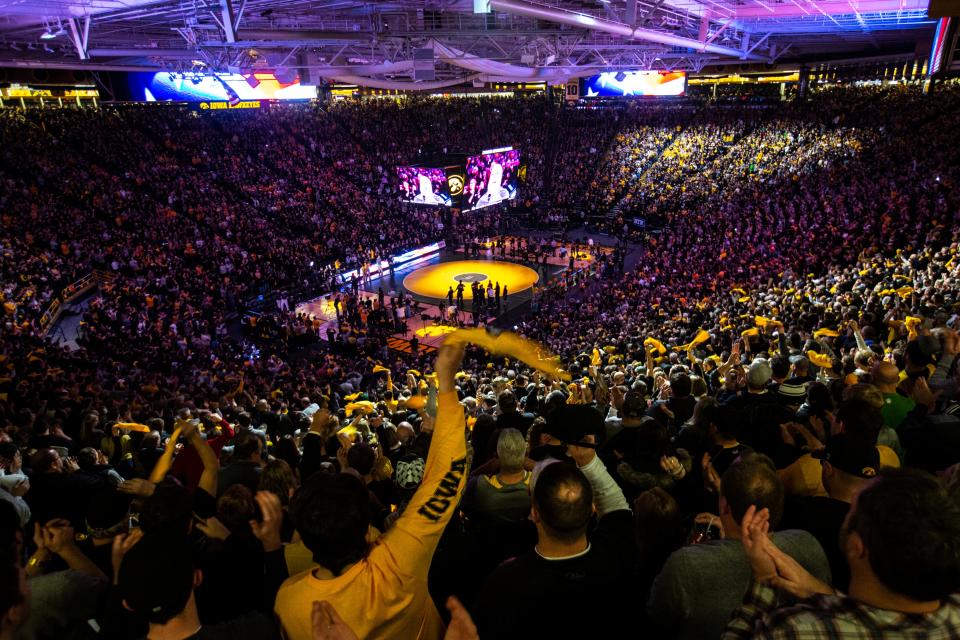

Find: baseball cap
<box><xmin>777</xmin><ymin>383</ymin><xmax>807</xmax><ymax>403</ymax></box>
<box><xmin>542</xmin><ymin>405</ymin><xmax>604</xmax><ymax>448</ymax></box>
<box><xmin>747</xmin><ymin>360</ymin><xmax>772</xmax><ymax>388</ymax></box>
<box><xmin>905</xmin><ymin>337</ymin><xmax>938</xmax><ymax>367</ymax></box>
<box><xmin>119</xmin><ymin>533</ymin><xmax>195</xmax><ymax>623</ymax></box>
<box><xmin>394</xmin><ymin>453</ymin><xmax>425</xmax><ymax>491</ymax></box>
<box><xmin>621</xmin><ymin>390</ymin><xmax>647</xmax><ymax>420</ymax></box>
<box><xmin>814</xmin><ymin>434</ymin><xmax>879</xmax><ymax>479</ymax></box>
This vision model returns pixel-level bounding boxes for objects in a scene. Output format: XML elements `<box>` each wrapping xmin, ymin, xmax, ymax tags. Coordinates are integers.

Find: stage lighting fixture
<box><xmin>245</xmin><ymin>74</ymin><xmax>261</xmax><ymax>89</ymax></box>
<box><xmin>615</xmin><ymin>71</ymin><xmax>627</xmax><ymax>82</ymax></box>
<box><xmin>40</xmin><ymin>20</ymin><xmax>65</xmax><ymax>39</ymax></box>
<box><xmin>275</xmin><ymin>65</ymin><xmax>297</xmax><ymax>84</ymax></box>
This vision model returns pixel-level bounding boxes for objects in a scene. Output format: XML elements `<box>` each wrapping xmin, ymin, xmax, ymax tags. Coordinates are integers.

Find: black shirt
<box><xmin>216</xmin><ymin>461</ymin><xmax>261</xmax><ymax>497</ymax></box>
<box><xmin>495</xmin><ymin>411</ymin><xmax>536</xmax><ymax>437</ymax></box>
<box><xmin>141</xmin><ymin>612</ymin><xmax>279</xmax><ymax>640</ymax></box>
<box><xmin>472</xmin><ymin>510</ymin><xmax>636</xmax><ymax>639</ymax></box>
<box><xmin>709</xmin><ymin>442</ymin><xmax>752</xmax><ymax>477</ymax></box>
<box><xmin>781</xmin><ymin>495</ymin><xmax>851</xmax><ymax>592</ymax></box>
<box><xmin>647</xmin><ymin>396</ymin><xmax>697</xmax><ymax>432</ymax></box>
<box><xmin>723</xmin><ymin>391</ymin><xmax>795</xmax><ymax>464</ymax></box>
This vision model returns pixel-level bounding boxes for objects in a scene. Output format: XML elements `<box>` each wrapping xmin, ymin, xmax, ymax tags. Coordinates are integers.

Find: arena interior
<box><xmin>1</xmin><ymin>0</ymin><xmax>960</xmax><ymax>638</ymax></box>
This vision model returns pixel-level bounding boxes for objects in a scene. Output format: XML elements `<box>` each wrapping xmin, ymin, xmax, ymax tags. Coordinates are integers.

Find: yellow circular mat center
<box><xmin>403</xmin><ymin>260</ymin><xmax>539</xmax><ymax>300</ymax></box>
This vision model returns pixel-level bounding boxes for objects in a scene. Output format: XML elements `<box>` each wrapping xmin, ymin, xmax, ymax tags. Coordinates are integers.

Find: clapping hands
<box><xmin>741</xmin><ymin>505</ymin><xmax>833</xmax><ymax>599</ymax></box>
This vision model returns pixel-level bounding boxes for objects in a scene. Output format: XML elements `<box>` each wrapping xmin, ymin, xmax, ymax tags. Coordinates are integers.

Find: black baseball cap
<box><xmin>814</xmin><ymin>434</ymin><xmax>880</xmax><ymax>479</ymax></box>
<box><xmin>119</xmin><ymin>533</ymin><xmax>196</xmax><ymax>623</ymax></box>
<box><xmin>621</xmin><ymin>390</ymin><xmax>647</xmax><ymax>420</ymax></box>
<box><xmin>542</xmin><ymin>405</ymin><xmax>604</xmax><ymax>448</ymax></box>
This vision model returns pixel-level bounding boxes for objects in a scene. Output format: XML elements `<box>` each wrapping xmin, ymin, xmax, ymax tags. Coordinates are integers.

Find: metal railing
<box><xmin>38</xmin><ymin>270</ymin><xmax>114</xmax><ymax>337</ymax></box>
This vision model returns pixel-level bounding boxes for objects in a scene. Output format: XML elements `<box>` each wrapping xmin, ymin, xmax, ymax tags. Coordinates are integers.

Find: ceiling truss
<box><xmin>0</xmin><ymin>0</ymin><xmax>937</xmax><ymax>81</ymax></box>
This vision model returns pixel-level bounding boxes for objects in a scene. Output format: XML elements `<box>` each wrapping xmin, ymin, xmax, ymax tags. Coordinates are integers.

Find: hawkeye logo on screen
<box><xmin>197</xmin><ymin>100</ymin><xmax>262</xmax><ymax>110</ymax></box>
<box><xmin>447</xmin><ymin>174</ymin><xmax>464</xmax><ymax>196</ymax></box>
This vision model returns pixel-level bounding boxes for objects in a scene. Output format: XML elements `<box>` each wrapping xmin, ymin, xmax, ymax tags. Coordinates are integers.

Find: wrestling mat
<box><xmin>403</xmin><ymin>260</ymin><xmax>539</xmax><ymax>300</ymax></box>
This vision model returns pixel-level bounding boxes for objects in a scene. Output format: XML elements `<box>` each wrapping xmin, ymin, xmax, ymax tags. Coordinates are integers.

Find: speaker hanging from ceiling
<box><xmin>413</xmin><ymin>47</ymin><xmax>436</xmax><ymax>81</ymax></box>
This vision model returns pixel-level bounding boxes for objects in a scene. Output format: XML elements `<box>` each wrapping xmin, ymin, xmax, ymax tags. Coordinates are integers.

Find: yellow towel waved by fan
<box><xmin>691</xmin><ymin>329</ymin><xmax>710</xmax><ymax>346</ymax></box>
<box><xmin>405</xmin><ymin>395</ymin><xmax>427</xmax><ymax>411</ymax></box>
<box><xmin>676</xmin><ymin>329</ymin><xmax>710</xmax><ymax>353</ymax></box>
<box><xmin>644</xmin><ymin>337</ymin><xmax>667</xmax><ymax>355</ymax></box>
<box><xmin>807</xmin><ymin>351</ymin><xmax>834</xmax><ymax>369</ymax></box>
<box><xmin>115</xmin><ymin>422</ymin><xmax>151</xmax><ymax>433</ymax></box>
<box><xmin>741</xmin><ymin>328</ymin><xmax>759</xmax><ymax>338</ymax></box>
<box><xmin>343</xmin><ymin>392</ymin><xmax>362</xmax><ymax>402</ymax></box>
<box><xmin>444</xmin><ymin>328</ymin><xmax>571</xmax><ymax>381</ymax></box>
<box><xmin>337</xmin><ymin>424</ymin><xmax>360</xmax><ymax>447</ymax></box>
<box><xmin>813</xmin><ymin>328</ymin><xmax>840</xmax><ymax>339</ymax></box>
<box><xmin>372</xmin><ymin>364</ymin><xmax>391</xmax><ymax>375</ymax></box>
<box><xmin>905</xmin><ymin>316</ymin><xmax>923</xmax><ymax>341</ymax></box>
<box><xmin>754</xmin><ymin>316</ymin><xmax>775</xmax><ymax>329</ymax></box>
<box><xmin>344</xmin><ymin>401</ymin><xmax>376</xmax><ymax>417</ymax></box>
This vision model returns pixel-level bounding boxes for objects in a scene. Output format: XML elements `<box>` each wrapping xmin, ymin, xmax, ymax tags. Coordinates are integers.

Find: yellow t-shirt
<box><xmin>283</xmin><ymin>540</ymin><xmax>315</xmax><ymax>578</ymax></box>
<box><xmin>778</xmin><ymin>453</ymin><xmax>827</xmax><ymax>498</ymax></box>
<box><xmin>780</xmin><ymin>446</ymin><xmax>900</xmax><ymax>497</ymax></box>
<box><xmin>877</xmin><ymin>445</ymin><xmax>901</xmax><ymax>469</ymax></box>
<box><xmin>275</xmin><ymin>391</ymin><xmax>467</xmax><ymax>640</ymax></box>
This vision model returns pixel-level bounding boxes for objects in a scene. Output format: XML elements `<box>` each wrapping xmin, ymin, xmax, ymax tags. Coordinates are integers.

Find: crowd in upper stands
<box><xmin>0</xmin><ymin>82</ymin><xmax>959</xmax><ymax>639</ymax></box>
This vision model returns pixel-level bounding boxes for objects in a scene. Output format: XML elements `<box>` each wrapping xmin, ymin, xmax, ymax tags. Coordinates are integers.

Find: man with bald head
<box><xmin>471</xmin><ymin>438</ymin><xmax>634</xmax><ymax>638</ymax></box>
<box><xmin>872</xmin><ymin>361</ymin><xmax>914</xmax><ymax>431</ymax></box>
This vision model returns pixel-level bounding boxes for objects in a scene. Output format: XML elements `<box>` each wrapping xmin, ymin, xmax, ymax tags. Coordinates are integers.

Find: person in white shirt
<box><xmin>0</xmin><ymin>443</ymin><xmax>30</xmax><ymax>526</ymax></box>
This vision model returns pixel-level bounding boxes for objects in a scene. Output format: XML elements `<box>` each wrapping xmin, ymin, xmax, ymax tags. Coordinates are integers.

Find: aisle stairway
<box><xmin>605</xmin><ymin>125</ymin><xmax>686</xmax><ymax>225</ymax></box>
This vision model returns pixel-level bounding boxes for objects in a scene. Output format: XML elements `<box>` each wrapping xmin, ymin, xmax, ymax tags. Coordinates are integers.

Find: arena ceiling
<box><xmin>0</xmin><ymin>0</ymin><xmax>939</xmax><ymax>81</ymax></box>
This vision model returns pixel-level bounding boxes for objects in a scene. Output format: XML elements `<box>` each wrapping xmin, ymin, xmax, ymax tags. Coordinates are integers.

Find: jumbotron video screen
<box><xmin>463</xmin><ymin>148</ymin><xmax>521</xmax><ymax>211</ymax></box>
<box><xmin>583</xmin><ymin>70</ymin><xmax>686</xmax><ymax>97</ymax></box>
<box><xmin>395</xmin><ymin>166</ymin><xmax>453</xmax><ymax>206</ymax></box>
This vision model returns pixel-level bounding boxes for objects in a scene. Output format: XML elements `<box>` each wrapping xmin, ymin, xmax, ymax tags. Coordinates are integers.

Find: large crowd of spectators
<box><xmin>0</xmin><ymin>83</ymin><xmax>959</xmax><ymax>639</ymax></box>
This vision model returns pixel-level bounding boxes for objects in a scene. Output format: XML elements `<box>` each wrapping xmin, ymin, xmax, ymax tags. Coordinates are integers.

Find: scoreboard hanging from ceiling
<box><xmin>396</xmin><ymin>147</ymin><xmax>521</xmax><ymax>210</ymax></box>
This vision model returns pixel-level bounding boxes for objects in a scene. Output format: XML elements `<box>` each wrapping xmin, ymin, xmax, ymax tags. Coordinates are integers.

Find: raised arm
<box><xmin>376</xmin><ymin>341</ymin><xmax>467</xmax><ymax>571</ymax></box>
<box><xmin>30</xmin><ymin>519</ymin><xmax>108</xmax><ymax>582</ymax></box>
<box><xmin>182</xmin><ymin>421</ymin><xmax>220</xmax><ymax>497</ymax></box>
<box><xmin>568</xmin><ymin>438</ymin><xmax>629</xmax><ymax>517</ymax></box>
<box><xmin>148</xmin><ymin>425</ymin><xmax>184</xmax><ymax>484</ymax></box>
